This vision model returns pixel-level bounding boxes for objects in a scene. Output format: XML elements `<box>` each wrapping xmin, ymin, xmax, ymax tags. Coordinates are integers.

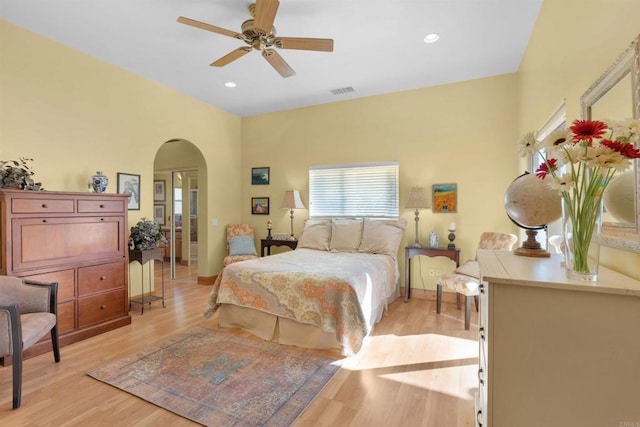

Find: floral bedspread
<box><xmin>204</xmin><ymin>248</ymin><xmax>398</xmax><ymax>355</ymax></box>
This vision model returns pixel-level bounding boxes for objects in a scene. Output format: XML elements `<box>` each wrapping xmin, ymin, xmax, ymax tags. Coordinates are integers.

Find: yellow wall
<box><xmin>0</xmin><ymin>20</ymin><xmax>242</xmax><ymax>290</ymax></box>
<box><xmin>242</xmin><ymin>75</ymin><xmax>522</xmax><ymax>292</ymax></box>
<box><xmin>517</xmin><ymin>0</ymin><xmax>640</xmax><ymax>279</ymax></box>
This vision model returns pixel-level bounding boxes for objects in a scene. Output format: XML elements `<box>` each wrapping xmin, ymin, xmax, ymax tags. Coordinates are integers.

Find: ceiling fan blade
<box><xmin>262</xmin><ymin>49</ymin><xmax>295</xmax><ymax>78</ymax></box>
<box><xmin>211</xmin><ymin>47</ymin><xmax>252</xmax><ymax>67</ymax></box>
<box><xmin>177</xmin><ymin>16</ymin><xmax>240</xmax><ymax>39</ymax></box>
<box><xmin>274</xmin><ymin>37</ymin><xmax>334</xmax><ymax>52</ymax></box>
<box><xmin>254</xmin><ymin>0</ymin><xmax>279</xmax><ymax>34</ymax></box>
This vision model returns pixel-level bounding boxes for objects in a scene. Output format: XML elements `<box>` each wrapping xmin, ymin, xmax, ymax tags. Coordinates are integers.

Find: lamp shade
<box><xmin>405</xmin><ymin>186</ymin><xmax>428</xmax><ymax>209</ymax></box>
<box><xmin>281</xmin><ymin>190</ymin><xmax>305</xmax><ymax>209</ymax></box>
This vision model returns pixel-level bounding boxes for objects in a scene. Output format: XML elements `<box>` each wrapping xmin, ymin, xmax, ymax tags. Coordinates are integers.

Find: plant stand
<box><xmin>128</xmin><ymin>248</ymin><xmax>165</xmax><ymax>314</ymax></box>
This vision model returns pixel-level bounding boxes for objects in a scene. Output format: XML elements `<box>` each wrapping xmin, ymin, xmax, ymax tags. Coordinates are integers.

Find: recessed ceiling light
<box><xmin>424</xmin><ymin>33</ymin><xmax>440</xmax><ymax>43</ymax></box>
<box><xmin>224</xmin><ymin>82</ymin><xmax>237</xmax><ymax>88</ymax></box>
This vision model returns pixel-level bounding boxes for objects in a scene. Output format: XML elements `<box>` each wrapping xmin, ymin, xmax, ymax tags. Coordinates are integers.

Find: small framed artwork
<box><xmin>432</xmin><ymin>183</ymin><xmax>457</xmax><ymax>213</ymax></box>
<box><xmin>251</xmin><ymin>167</ymin><xmax>270</xmax><ymax>185</ymax></box>
<box><xmin>117</xmin><ymin>172</ymin><xmax>141</xmax><ymax>211</ymax></box>
<box><xmin>154</xmin><ymin>180</ymin><xmax>166</xmax><ymax>202</ymax></box>
<box><xmin>251</xmin><ymin>197</ymin><xmax>270</xmax><ymax>215</ymax></box>
<box><xmin>154</xmin><ymin>204</ymin><xmax>166</xmax><ymax>225</ymax></box>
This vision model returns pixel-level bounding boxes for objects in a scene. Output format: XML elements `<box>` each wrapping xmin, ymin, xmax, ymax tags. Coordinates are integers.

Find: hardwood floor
<box><xmin>0</xmin><ymin>263</ymin><xmax>479</xmax><ymax>426</ymax></box>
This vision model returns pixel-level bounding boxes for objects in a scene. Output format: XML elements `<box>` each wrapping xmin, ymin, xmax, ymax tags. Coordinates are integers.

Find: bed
<box><xmin>204</xmin><ymin>217</ymin><xmax>407</xmax><ymax>356</ymax></box>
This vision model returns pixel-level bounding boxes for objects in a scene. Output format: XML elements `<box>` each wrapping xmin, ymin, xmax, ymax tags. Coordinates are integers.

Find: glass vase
<box><xmin>561</xmin><ymin>196</ymin><xmax>603</xmax><ymax>281</ymax></box>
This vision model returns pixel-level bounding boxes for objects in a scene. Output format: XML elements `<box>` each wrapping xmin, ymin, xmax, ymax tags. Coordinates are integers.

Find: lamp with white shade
<box><xmin>281</xmin><ymin>190</ymin><xmax>305</xmax><ymax>240</ymax></box>
<box><xmin>405</xmin><ymin>186</ymin><xmax>428</xmax><ymax>248</ymax></box>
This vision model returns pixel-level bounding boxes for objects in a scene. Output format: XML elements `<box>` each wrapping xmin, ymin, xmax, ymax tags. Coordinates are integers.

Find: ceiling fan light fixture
<box><xmin>424</xmin><ymin>33</ymin><xmax>440</xmax><ymax>43</ymax></box>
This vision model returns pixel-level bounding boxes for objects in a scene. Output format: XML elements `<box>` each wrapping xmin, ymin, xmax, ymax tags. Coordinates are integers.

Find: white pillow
<box><xmin>330</xmin><ymin>218</ymin><xmax>364</xmax><ymax>252</ymax></box>
<box><xmin>297</xmin><ymin>219</ymin><xmax>332</xmax><ymax>251</ymax></box>
<box><xmin>358</xmin><ymin>218</ymin><xmax>407</xmax><ymax>258</ymax></box>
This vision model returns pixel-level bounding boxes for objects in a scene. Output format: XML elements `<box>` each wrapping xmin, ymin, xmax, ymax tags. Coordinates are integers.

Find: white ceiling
<box><xmin>1</xmin><ymin>0</ymin><xmax>543</xmax><ymax>117</ymax></box>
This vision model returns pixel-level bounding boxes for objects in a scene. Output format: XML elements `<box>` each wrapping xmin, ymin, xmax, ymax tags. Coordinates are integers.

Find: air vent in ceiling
<box><xmin>330</xmin><ymin>86</ymin><xmax>355</xmax><ymax>95</ymax></box>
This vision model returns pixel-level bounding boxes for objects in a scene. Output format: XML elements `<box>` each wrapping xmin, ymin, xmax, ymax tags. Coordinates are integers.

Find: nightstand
<box><xmin>261</xmin><ymin>239</ymin><xmax>298</xmax><ymax>256</ymax></box>
<box><xmin>404</xmin><ymin>246</ymin><xmax>460</xmax><ymax>302</ymax></box>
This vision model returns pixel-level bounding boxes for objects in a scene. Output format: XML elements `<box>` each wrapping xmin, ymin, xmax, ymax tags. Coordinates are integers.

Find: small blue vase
<box><xmin>91</xmin><ymin>171</ymin><xmax>108</xmax><ymax>193</ymax></box>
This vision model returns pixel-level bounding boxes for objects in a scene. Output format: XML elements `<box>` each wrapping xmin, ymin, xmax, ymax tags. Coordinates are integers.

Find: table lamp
<box><xmin>405</xmin><ymin>186</ymin><xmax>428</xmax><ymax>248</ymax></box>
<box><xmin>281</xmin><ymin>190</ymin><xmax>305</xmax><ymax>240</ymax></box>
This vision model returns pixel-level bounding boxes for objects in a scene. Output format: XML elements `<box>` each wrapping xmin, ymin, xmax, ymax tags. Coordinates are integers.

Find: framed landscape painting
<box><xmin>432</xmin><ymin>183</ymin><xmax>457</xmax><ymax>213</ymax></box>
<box><xmin>252</xmin><ymin>167</ymin><xmax>270</xmax><ymax>185</ymax></box>
<box><xmin>251</xmin><ymin>197</ymin><xmax>270</xmax><ymax>215</ymax></box>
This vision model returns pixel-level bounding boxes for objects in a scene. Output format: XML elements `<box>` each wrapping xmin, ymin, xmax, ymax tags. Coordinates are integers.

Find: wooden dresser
<box><xmin>476</xmin><ymin>250</ymin><xmax>640</xmax><ymax>427</ymax></box>
<box><xmin>0</xmin><ymin>189</ymin><xmax>131</xmax><ymax>360</ymax></box>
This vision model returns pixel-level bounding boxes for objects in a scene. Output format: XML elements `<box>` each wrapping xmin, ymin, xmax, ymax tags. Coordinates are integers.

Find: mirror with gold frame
<box><xmin>581</xmin><ymin>34</ymin><xmax>640</xmax><ymax>253</ymax></box>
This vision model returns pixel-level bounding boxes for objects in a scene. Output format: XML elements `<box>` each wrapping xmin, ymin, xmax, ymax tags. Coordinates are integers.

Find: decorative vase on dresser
<box><xmin>475</xmin><ymin>250</ymin><xmax>640</xmax><ymax>427</ymax></box>
<box><xmin>91</xmin><ymin>171</ymin><xmax>109</xmax><ymax>193</ymax></box>
<box><xmin>0</xmin><ymin>188</ymin><xmax>131</xmax><ymax>363</ymax></box>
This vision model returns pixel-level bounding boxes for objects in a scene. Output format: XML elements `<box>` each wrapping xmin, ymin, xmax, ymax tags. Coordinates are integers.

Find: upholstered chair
<box><xmin>223</xmin><ymin>224</ymin><xmax>258</xmax><ymax>267</ymax></box>
<box><xmin>0</xmin><ymin>276</ymin><xmax>60</xmax><ymax>409</ymax></box>
<box><xmin>436</xmin><ymin>232</ymin><xmax>518</xmax><ymax>330</ymax></box>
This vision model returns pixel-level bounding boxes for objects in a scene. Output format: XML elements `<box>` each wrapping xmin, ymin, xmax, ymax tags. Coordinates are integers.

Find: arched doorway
<box><xmin>154</xmin><ymin>139</ymin><xmax>207</xmax><ymax>279</ymax></box>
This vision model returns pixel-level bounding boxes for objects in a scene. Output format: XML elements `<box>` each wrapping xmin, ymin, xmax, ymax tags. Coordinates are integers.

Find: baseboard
<box><xmin>198</xmin><ymin>275</ymin><xmax>216</xmax><ymax>285</ymax></box>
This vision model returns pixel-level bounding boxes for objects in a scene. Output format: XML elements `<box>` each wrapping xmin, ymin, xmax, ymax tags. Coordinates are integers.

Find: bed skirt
<box><xmin>217</xmin><ymin>304</ymin><xmax>342</xmax><ymax>351</ymax></box>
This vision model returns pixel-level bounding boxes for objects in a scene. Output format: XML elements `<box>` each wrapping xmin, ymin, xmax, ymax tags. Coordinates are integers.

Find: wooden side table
<box><xmin>261</xmin><ymin>239</ymin><xmax>298</xmax><ymax>256</ymax></box>
<box><xmin>128</xmin><ymin>248</ymin><xmax>165</xmax><ymax>314</ymax></box>
<box><xmin>404</xmin><ymin>246</ymin><xmax>460</xmax><ymax>302</ymax></box>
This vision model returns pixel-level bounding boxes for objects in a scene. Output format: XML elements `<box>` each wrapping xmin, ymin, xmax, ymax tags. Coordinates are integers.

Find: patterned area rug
<box><xmin>87</xmin><ymin>326</ymin><xmax>340</xmax><ymax>426</ymax></box>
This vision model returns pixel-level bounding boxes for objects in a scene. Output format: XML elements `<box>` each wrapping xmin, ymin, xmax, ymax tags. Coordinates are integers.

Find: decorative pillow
<box><xmin>297</xmin><ymin>219</ymin><xmax>332</xmax><ymax>251</ymax></box>
<box><xmin>454</xmin><ymin>260</ymin><xmax>481</xmax><ymax>279</ymax></box>
<box><xmin>358</xmin><ymin>218</ymin><xmax>407</xmax><ymax>258</ymax></box>
<box><xmin>228</xmin><ymin>235</ymin><xmax>257</xmax><ymax>256</ymax></box>
<box><xmin>330</xmin><ymin>218</ymin><xmax>364</xmax><ymax>252</ymax></box>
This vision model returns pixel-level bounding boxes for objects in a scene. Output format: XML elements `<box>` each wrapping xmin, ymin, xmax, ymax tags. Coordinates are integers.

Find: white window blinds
<box><xmin>309</xmin><ymin>162</ymin><xmax>399</xmax><ymax>218</ymax></box>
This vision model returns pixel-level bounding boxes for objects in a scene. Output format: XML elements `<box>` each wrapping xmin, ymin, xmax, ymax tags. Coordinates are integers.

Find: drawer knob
<box><xmin>100</xmin><ymin>204</ymin><xmax>105</xmax><ymax>208</ymax></box>
<box><xmin>41</xmin><ymin>203</ymin><xmax>48</xmax><ymax>208</ymax></box>
<box><xmin>100</xmin><ymin>218</ymin><xmax>105</xmax><ymax>221</ymax></box>
<box><xmin>100</xmin><ymin>276</ymin><xmax>106</xmax><ymax>280</ymax></box>
<box><xmin>42</xmin><ymin>219</ymin><xmax>47</xmax><ymax>223</ymax></box>
<box><xmin>100</xmin><ymin>305</ymin><xmax>107</xmax><ymax>310</ymax></box>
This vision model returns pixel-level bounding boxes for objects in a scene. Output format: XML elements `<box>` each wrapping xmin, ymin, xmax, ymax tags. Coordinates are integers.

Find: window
<box><xmin>309</xmin><ymin>161</ymin><xmax>399</xmax><ymax>218</ymax></box>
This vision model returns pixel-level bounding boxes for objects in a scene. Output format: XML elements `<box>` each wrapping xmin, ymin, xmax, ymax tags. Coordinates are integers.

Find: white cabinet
<box><xmin>476</xmin><ymin>250</ymin><xmax>640</xmax><ymax>427</ymax></box>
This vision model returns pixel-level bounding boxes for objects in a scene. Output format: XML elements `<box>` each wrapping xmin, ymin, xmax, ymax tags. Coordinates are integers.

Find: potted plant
<box><xmin>0</xmin><ymin>158</ymin><xmax>44</xmax><ymax>190</ymax></box>
<box><xmin>129</xmin><ymin>218</ymin><xmax>167</xmax><ymax>250</ymax></box>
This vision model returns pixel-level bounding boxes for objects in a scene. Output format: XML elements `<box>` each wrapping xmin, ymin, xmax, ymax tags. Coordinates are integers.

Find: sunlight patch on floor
<box><xmin>341</xmin><ymin>333</ymin><xmax>478</xmax><ymax>371</ymax></box>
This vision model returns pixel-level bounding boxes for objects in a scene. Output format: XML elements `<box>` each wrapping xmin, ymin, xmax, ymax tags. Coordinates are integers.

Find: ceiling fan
<box><xmin>177</xmin><ymin>0</ymin><xmax>334</xmax><ymax>78</ymax></box>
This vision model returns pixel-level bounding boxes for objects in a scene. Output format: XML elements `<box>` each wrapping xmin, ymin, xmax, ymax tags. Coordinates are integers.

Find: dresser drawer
<box><xmin>57</xmin><ymin>301</ymin><xmax>76</xmax><ymax>334</ymax></box>
<box><xmin>78</xmin><ymin>289</ymin><xmax>126</xmax><ymax>328</ymax></box>
<box><xmin>11</xmin><ymin>198</ymin><xmax>75</xmax><ymax>214</ymax></box>
<box><xmin>77</xmin><ymin>199</ymin><xmax>126</xmax><ymax>213</ymax></box>
<box><xmin>78</xmin><ymin>261</ymin><xmax>125</xmax><ymax>296</ymax></box>
<box><xmin>21</xmin><ymin>268</ymin><xmax>76</xmax><ymax>302</ymax></box>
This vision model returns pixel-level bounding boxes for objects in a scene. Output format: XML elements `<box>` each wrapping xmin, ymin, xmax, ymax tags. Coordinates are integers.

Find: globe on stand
<box><xmin>504</xmin><ymin>172</ymin><xmax>562</xmax><ymax>257</ymax></box>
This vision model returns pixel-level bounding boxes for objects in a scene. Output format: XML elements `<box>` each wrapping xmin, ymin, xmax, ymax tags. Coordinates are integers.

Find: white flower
<box><xmin>517</xmin><ymin>131</ymin><xmax>538</xmax><ymax>157</ymax></box>
<box><xmin>606</xmin><ymin>118</ymin><xmax>640</xmax><ymax>143</ymax></box>
<box><xmin>548</xmin><ymin>172</ymin><xmax>574</xmax><ymax>193</ymax></box>
<box><xmin>542</xmin><ymin>128</ymin><xmax>571</xmax><ymax>152</ymax></box>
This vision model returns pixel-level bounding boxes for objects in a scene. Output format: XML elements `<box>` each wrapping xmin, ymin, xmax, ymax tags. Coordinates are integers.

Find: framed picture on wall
<box><xmin>154</xmin><ymin>180</ymin><xmax>166</xmax><ymax>202</ymax></box>
<box><xmin>251</xmin><ymin>167</ymin><xmax>270</xmax><ymax>185</ymax></box>
<box><xmin>251</xmin><ymin>197</ymin><xmax>270</xmax><ymax>215</ymax></box>
<box><xmin>432</xmin><ymin>183</ymin><xmax>457</xmax><ymax>213</ymax></box>
<box><xmin>154</xmin><ymin>204</ymin><xmax>166</xmax><ymax>225</ymax></box>
<box><xmin>117</xmin><ymin>172</ymin><xmax>141</xmax><ymax>211</ymax></box>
